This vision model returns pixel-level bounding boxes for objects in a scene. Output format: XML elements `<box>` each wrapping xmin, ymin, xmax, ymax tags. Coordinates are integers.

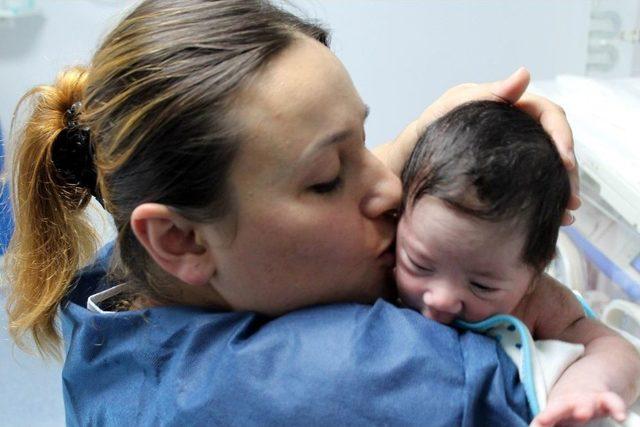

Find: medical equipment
<box><xmin>534</xmin><ymin>76</ymin><xmax>640</xmax><ymax>354</ymax></box>
<box><xmin>524</xmin><ymin>78</ymin><xmax>640</xmax><ymax>424</ymax></box>
<box><xmin>587</xmin><ymin>0</ymin><xmax>640</xmax><ymax>77</ymax></box>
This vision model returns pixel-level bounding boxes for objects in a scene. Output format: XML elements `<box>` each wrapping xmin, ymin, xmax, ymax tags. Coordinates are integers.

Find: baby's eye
<box><xmin>470</xmin><ymin>282</ymin><xmax>496</xmax><ymax>293</ymax></box>
<box><xmin>310</xmin><ymin>175</ymin><xmax>342</xmax><ymax>195</ymax></box>
<box><xmin>408</xmin><ymin>256</ymin><xmax>434</xmax><ymax>273</ymax></box>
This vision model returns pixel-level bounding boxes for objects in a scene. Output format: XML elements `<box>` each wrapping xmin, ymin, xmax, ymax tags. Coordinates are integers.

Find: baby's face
<box><xmin>395</xmin><ymin>196</ymin><xmax>534</xmax><ymax>324</ymax></box>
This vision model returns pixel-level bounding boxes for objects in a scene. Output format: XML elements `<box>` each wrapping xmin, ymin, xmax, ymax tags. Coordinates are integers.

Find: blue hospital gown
<box><xmin>60</xmin><ymin>244</ymin><xmax>531</xmax><ymax>426</ymax></box>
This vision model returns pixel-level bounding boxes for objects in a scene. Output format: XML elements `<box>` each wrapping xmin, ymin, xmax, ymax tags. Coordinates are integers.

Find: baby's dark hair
<box><xmin>401</xmin><ymin>100</ymin><xmax>571</xmax><ymax>272</ymax></box>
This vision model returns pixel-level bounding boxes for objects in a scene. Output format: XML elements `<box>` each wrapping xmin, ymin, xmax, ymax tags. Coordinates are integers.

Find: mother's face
<box><xmin>202</xmin><ymin>37</ymin><xmax>401</xmax><ymax>315</ymax></box>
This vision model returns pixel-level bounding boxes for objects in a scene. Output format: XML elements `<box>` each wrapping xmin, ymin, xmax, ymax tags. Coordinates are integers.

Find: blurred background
<box><xmin>1</xmin><ymin>0</ymin><xmax>639</xmax><ymax>425</ymax></box>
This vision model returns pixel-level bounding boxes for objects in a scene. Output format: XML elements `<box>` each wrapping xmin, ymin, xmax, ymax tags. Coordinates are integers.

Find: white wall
<box><xmin>0</xmin><ymin>0</ymin><xmax>591</xmax><ymax>147</ymax></box>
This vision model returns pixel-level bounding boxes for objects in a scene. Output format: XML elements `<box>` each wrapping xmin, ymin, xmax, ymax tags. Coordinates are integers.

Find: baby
<box><xmin>394</xmin><ymin>101</ymin><xmax>640</xmax><ymax>426</ymax></box>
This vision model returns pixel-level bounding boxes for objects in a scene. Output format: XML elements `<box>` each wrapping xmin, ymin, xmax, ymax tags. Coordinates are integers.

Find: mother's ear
<box><xmin>130</xmin><ymin>203</ymin><xmax>216</xmax><ymax>286</ymax></box>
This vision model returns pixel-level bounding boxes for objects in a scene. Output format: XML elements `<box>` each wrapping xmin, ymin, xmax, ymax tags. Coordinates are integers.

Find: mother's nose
<box><xmin>360</xmin><ymin>152</ymin><xmax>402</xmax><ymax>220</ymax></box>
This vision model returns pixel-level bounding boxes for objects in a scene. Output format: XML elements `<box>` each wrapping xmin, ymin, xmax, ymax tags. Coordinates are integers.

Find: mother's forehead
<box><xmin>228</xmin><ymin>38</ymin><xmax>365</xmax><ymax>162</ymax></box>
<box><xmin>233</xmin><ymin>39</ymin><xmax>361</xmax><ymax>125</ymax></box>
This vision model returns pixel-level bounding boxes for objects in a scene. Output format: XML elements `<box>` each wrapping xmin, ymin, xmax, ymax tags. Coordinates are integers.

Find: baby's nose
<box><xmin>422</xmin><ymin>289</ymin><xmax>463</xmax><ymax>317</ymax></box>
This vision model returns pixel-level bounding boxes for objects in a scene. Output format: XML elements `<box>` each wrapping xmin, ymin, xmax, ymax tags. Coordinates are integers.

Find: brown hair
<box><xmin>5</xmin><ymin>0</ymin><xmax>328</xmax><ymax>358</ymax></box>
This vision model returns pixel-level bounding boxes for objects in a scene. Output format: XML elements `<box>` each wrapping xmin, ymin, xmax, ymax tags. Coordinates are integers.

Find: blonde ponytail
<box><xmin>4</xmin><ymin>67</ymin><xmax>101</xmax><ymax>358</ymax></box>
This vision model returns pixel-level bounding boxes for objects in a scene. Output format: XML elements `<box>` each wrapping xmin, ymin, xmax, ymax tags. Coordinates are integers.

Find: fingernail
<box><xmin>574</xmin><ymin>196</ymin><xmax>582</xmax><ymax>209</ymax></box>
<box><xmin>564</xmin><ymin>154</ymin><xmax>575</xmax><ymax>170</ymax></box>
<box><xmin>562</xmin><ymin>212</ymin><xmax>575</xmax><ymax>226</ymax></box>
<box><xmin>509</xmin><ymin>67</ymin><xmax>525</xmax><ymax>79</ymax></box>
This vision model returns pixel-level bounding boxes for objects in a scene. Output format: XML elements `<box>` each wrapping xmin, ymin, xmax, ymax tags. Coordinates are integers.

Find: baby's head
<box><xmin>395</xmin><ymin>100</ymin><xmax>570</xmax><ymax>323</ymax></box>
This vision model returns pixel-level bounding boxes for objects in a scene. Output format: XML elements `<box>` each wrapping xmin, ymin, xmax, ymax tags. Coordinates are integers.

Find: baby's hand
<box><xmin>531</xmin><ymin>390</ymin><xmax>627</xmax><ymax>427</ymax></box>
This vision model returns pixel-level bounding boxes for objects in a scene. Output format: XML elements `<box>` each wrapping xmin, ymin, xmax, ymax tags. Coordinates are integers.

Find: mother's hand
<box><xmin>377</xmin><ymin>68</ymin><xmax>580</xmax><ymax>224</ymax></box>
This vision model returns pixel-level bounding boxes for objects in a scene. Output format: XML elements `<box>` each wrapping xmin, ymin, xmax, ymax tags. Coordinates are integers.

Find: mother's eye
<box><xmin>309</xmin><ymin>175</ymin><xmax>342</xmax><ymax>195</ymax></box>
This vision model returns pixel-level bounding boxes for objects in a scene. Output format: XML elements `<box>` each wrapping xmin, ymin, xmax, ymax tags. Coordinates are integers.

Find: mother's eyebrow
<box><xmin>299</xmin><ymin>104</ymin><xmax>370</xmax><ymax>163</ymax></box>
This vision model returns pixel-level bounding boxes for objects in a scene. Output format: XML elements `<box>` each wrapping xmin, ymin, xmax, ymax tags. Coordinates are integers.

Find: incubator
<box><xmin>529</xmin><ymin>76</ymin><xmax>640</xmax><ymax>426</ymax></box>
<box><xmin>533</xmin><ymin>75</ymin><xmax>640</xmax><ymax>344</ymax></box>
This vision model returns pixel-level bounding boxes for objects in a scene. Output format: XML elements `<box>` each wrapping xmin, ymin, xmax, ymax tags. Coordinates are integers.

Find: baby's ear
<box><xmin>130</xmin><ymin>203</ymin><xmax>216</xmax><ymax>286</ymax></box>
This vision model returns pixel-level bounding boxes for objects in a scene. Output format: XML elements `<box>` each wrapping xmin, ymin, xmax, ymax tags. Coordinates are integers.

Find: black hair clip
<box><xmin>64</xmin><ymin>101</ymin><xmax>82</xmax><ymax>129</ymax></box>
<box><xmin>51</xmin><ymin>102</ymin><xmax>105</xmax><ymax>209</ymax></box>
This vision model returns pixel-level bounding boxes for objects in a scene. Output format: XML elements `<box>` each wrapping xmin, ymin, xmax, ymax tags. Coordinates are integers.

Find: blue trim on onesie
<box><xmin>454</xmin><ymin>296</ymin><xmax>596</xmax><ymax>417</ymax></box>
<box><xmin>456</xmin><ymin>315</ymin><xmax>541</xmax><ymax>416</ymax></box>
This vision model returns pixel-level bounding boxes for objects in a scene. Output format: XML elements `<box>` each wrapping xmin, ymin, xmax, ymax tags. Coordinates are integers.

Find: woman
<box><xmin>6</xmin><ymin>1</ymin><xmax>578</xmax><ymax>425</ymax></box>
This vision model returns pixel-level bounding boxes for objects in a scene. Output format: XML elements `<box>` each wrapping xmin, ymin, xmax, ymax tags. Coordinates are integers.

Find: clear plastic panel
<box><xmin>548</xmin><ymin>168</ymin><xmax>640</xmax><ymax>314</ymax></box>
